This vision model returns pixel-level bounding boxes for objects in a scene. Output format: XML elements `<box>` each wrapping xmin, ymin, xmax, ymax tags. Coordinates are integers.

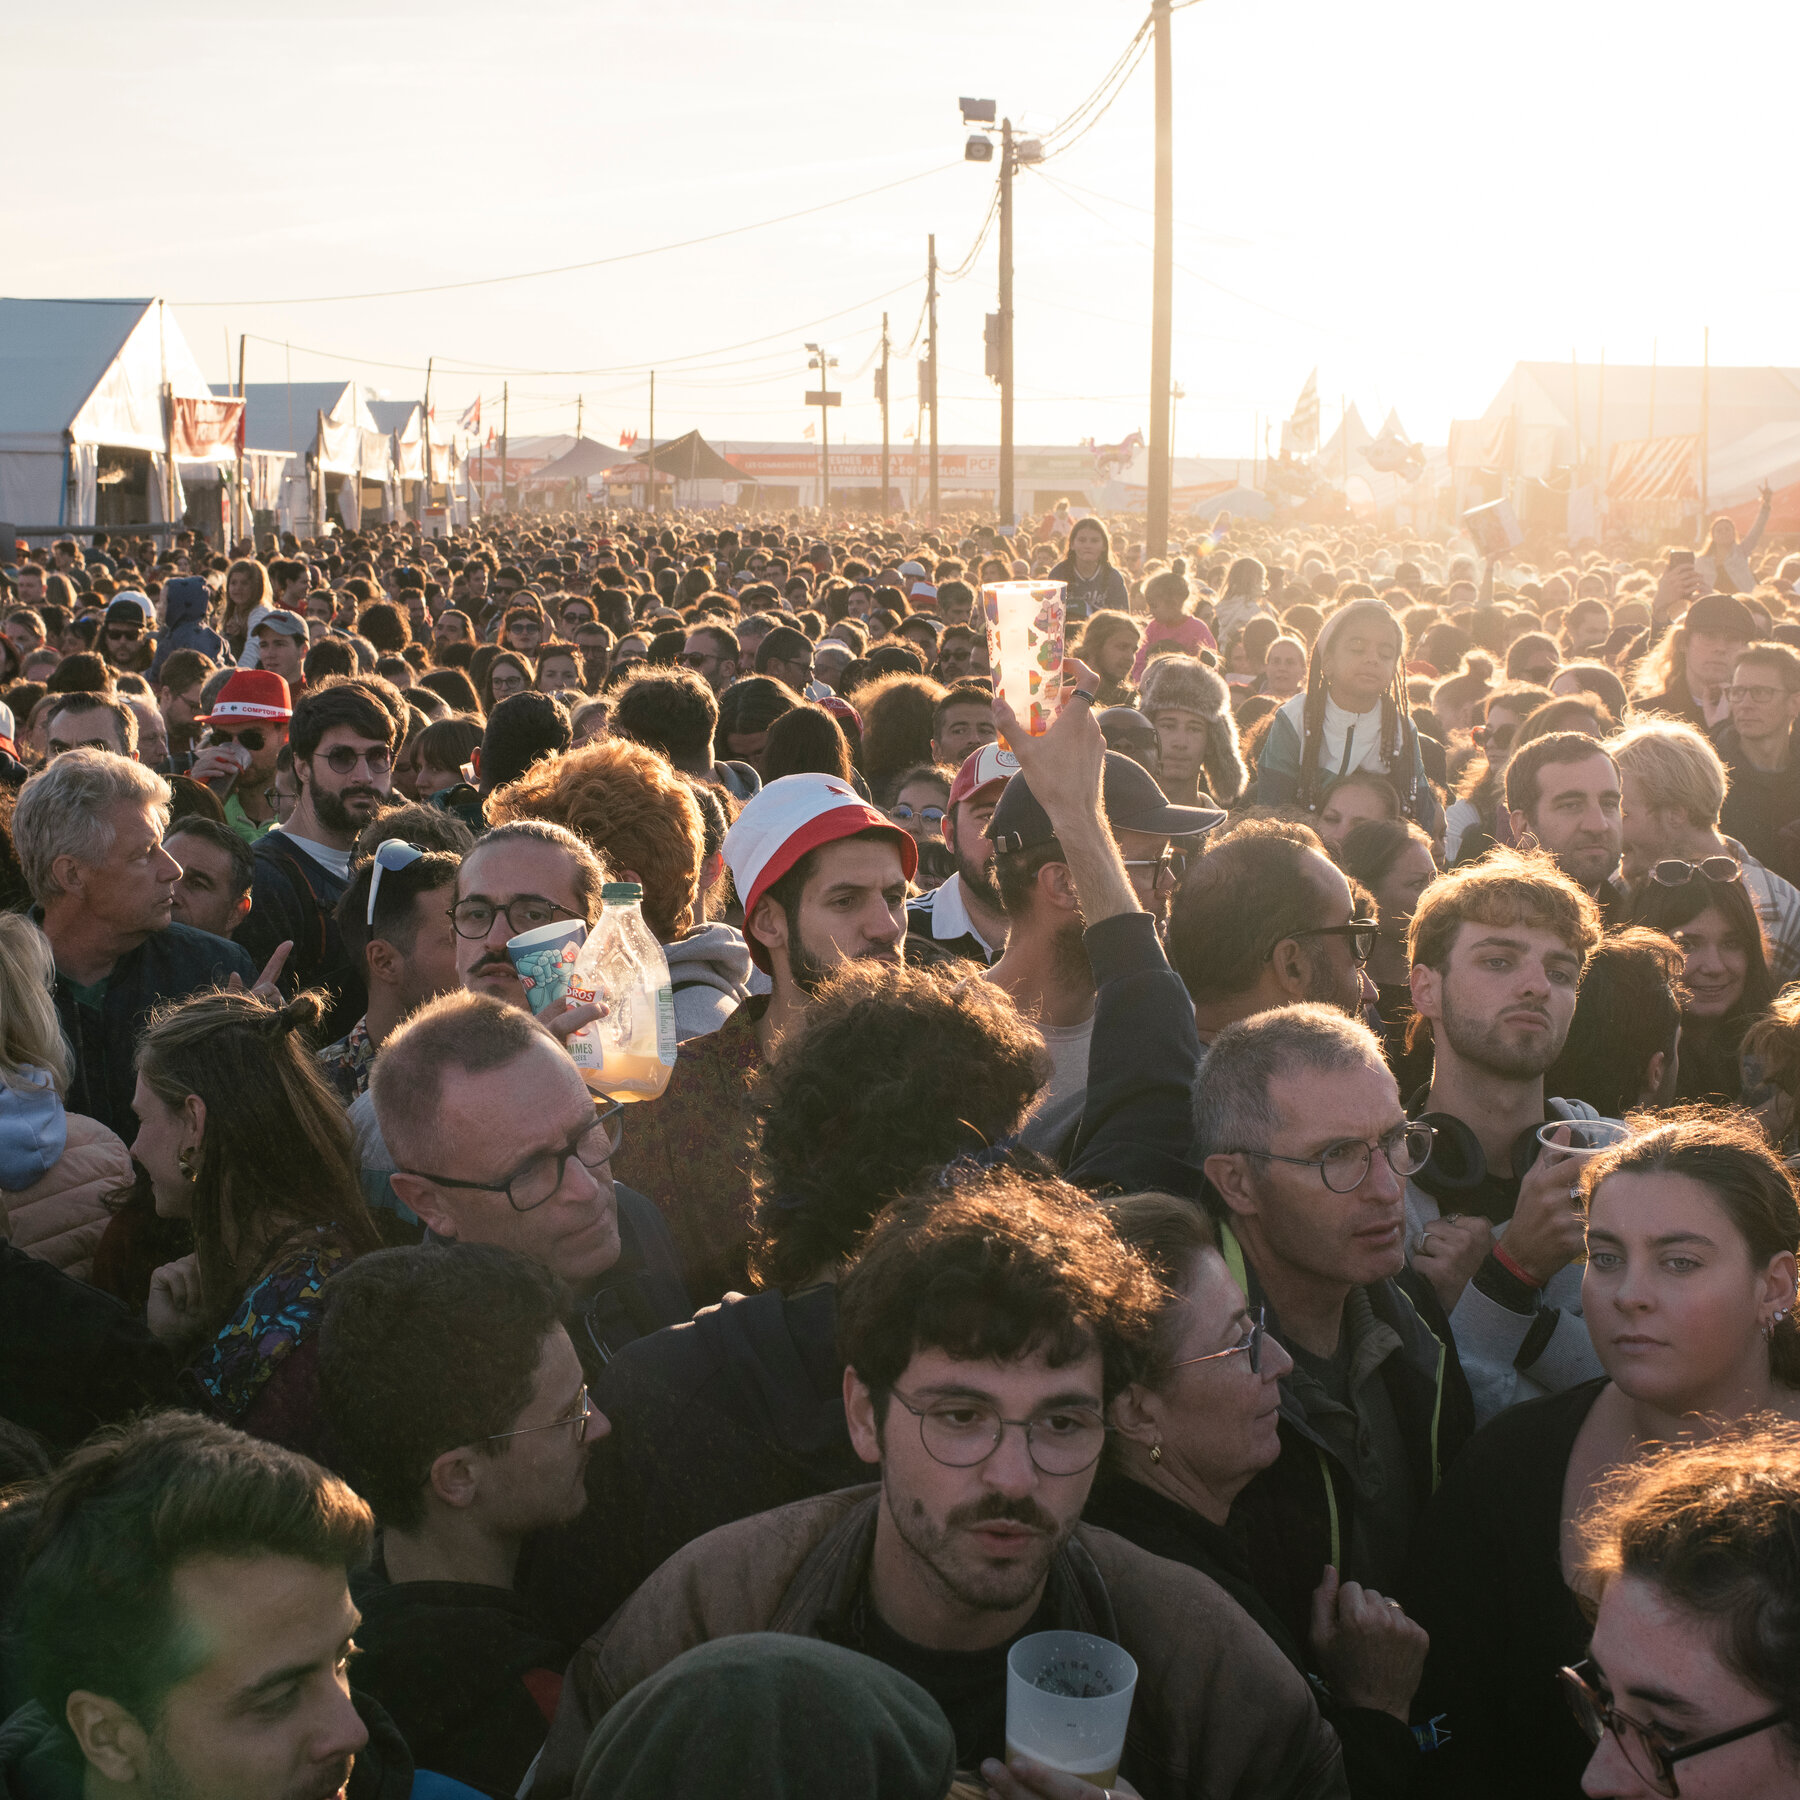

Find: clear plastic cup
<box><xmin>1536</xmin><ymin>1118</ymin><xmax>1633</xmax><ymax>1158</ymax></box>
<box><xmin>506</xmin><ymin>918</ymin><xmax>588</xmax><ymax>1017</ymax></box>
<box><xmin>1004</xmin><ymin>1630</ymin><xmax>1137</xmax><ymax>1787</ymax></box>
<box><xmin>983</xmin><ymin>580</ymin><xmax>1067</xmax><ymax>736</ymax></box>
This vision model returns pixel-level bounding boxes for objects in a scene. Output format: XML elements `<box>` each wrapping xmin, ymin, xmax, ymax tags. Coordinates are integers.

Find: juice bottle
<box><xmin>564</xmin><ymin>883</ymin><xmax>677</xmax><ymax>1101</ymax></box>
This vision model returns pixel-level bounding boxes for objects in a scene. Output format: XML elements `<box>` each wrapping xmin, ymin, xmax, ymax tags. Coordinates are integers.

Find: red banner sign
<box><xmin>170</xmin><ymin>396</ymin><xmax>245</xmax><ymax>460</ymax></box>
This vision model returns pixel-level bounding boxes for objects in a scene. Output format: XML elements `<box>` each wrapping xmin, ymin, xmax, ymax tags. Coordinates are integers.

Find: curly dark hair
<box><xmin>837</xmin><ymin>1166</ymin><xmax>1162</xmax><ymax>1412</ymax></box>
<box><xmin>747</xmin><ymin>961</ymin><xmax>1048</xmax><ymax>1292</ymax></box>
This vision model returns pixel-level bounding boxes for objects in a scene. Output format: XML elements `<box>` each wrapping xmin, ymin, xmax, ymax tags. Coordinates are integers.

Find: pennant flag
<box><xmin>617</xmin><ymin>429</ymin><xmax>638</xmax><ymax>450</ymax></box>
<box><xmin>458</xmin><ymin>397</ymin><xmax>481</xmax><ymax>432</ymax></box>
<box><xmin>803</xmin><ymin>421</ymin><xmax>816</xmax><ymax>440</ymax></box>
<box><xmin>1286</xmin><ymin>368</ymin><xmax>1320</xmax><ymax>455</ymax></box>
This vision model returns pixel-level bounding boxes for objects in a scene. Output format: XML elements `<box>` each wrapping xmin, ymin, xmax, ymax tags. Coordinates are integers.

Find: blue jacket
<box><xmin>0</xmin><ymin>1067</ymin><xmax>65</xmax><ymax>1190</ymax></box>
<box><xmin>149</xmin><ymin>576</ymin><xmax>232</xmax><ymax>681</ymax></box>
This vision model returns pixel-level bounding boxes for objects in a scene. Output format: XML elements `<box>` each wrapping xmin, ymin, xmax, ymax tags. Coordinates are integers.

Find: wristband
<box><xmin>1492</xmin><ymin>1241</ymin><xmax>1541</xmax><ymax>1290</ymax></box>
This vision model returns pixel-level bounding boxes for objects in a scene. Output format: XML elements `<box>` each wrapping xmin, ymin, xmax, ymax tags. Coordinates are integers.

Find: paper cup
<box><xmin>1004</xmin><ymin>1630</ymin><xmax>1136</xmax><ymax>1786</ymax></box>
<box><xmin>506</xmin><ymin>918</ymin><xmax>588</xmax><ymax>1016</ymax></box>
<box><xmin>1536</xmin><ymin>1118</ymin><xmax>1633</xmax><ymax>1158</ymax></box>
<box><xmin>984</xmin><ymin>580</ymin><xmax>1066</xmax><ymax>736</ymax></box>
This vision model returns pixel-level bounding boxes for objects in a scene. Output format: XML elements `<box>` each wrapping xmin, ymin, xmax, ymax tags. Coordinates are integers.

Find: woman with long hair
<box><xmin>481</xmin><ymin>650</ymin><xmax>534</xmax><ymax>713</ymax></box>
<box><xmin>1213</xmin><ymin>555</ymin><xmax>1276</xmax><ymax>646</ymax></box>
<box><xmin>1627</xmin><ymin>865</ymin><xmax>1777</xmax><ymax>1102</ymax></box>
<box><xmin>221</xmin><ymin>557</ymin><xmax>272</xmax><ymax>659</ymax></box>
<box><xmin>1405</xmin><ymin>1109</ymin><xmax>1800</xmax><ymax>1798</ymax></box>
<box><xmin>133</xmin><ymin>987</ymin><xmax>381</xmax><ymax>1456</ymax></box>
<box><xmin>1255</xmin><ymin>599</ymin><xmax>1444</xmax><ymax>833</ymax></box>
<box><xmin>1046</xmin><ymin>515</ymin><xmax>1130</xmax><ymax>621</ymax></box>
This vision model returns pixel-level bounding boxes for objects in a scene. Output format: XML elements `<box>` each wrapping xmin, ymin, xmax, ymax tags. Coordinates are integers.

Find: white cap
<box><xmin>723</xmin><ymin>772</ymin><xmax>917</xmax><ymax>971</ymax></box>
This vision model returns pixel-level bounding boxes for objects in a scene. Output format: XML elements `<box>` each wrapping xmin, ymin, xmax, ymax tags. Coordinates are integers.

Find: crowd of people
<box><xmin>1</xmin><ymin>498</ymin><xmax>1799</xmax><ymax>1800</ymax></box>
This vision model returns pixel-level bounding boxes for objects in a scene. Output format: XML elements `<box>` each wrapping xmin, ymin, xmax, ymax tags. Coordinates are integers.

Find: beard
<box><xmin>955</xmin><ymin>845</ymin><xmax>1004</xmax><ymax>913</ymax></box>
<box><xmin>883</xmin><ymin>1471</ymin><xmax>1069</xmax><ymax>1615</ymax></box>
<box><xmin>787</xmin><ymin>916</ymin><xmax>903</xmax><ymax>998</ymax></box>
<box><xmin>1051</xmin><ymin>911</ymin><xmax>1094</xmax><ymax>992</ymax></box>
<box><xmin>311</xmin><ymin>782</ymin><xmax>383</xmax><ymax>837</ymax></box>
<box><xmin>1440</xmin><ymin>980</ymin><xmax>1564</xmax><ymax>1080</ymax></box>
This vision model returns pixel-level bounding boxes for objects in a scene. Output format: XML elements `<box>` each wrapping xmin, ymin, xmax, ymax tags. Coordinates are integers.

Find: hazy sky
<box><xmin>8</xmin><ymin>0</ymin><xmax>1792</xmax><ymax>456</ymax></box>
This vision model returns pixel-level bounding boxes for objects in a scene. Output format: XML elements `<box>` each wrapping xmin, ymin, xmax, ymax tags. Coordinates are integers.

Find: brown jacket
<box><xmin>531</xmin><ymin>1487</ymin><xmax>1347</xmax><ymax>1800</ymax></box>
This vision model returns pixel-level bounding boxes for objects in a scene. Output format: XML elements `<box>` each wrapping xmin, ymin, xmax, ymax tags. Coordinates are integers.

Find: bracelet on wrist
<box><xmin>1492</xmin><ymin>1242</ymin><xmax>1541</xmax><ymax>1290</ymax></box>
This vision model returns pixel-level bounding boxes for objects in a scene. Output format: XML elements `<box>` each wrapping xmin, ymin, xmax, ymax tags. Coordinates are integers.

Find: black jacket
<box><xmin>0</xmin><ymin>1692</ymin><xmax>425</xmax><ymax>1800</ymax></box>
<box><xmin>1402</xmin><ymin>1379</ymin><xmax>1603</xmax><ymax>1800</ymax></box>
<box><xmin>47</xmin><ymin>919</ymin><xmax>255</xmax><ymax>1137</ymax></box>
<box><xmin>237</xmin><ymin>830</ymin><xmax>363</xmax><ymax>1043</ymax></box>
<box><xmin>350</xmin><ymin>1551</ymin><xmax>570</xmax><ymax>1800</ymax></box>
<box><xmin>524</xmin><ymin>1282</ymin><xmax>862</xmax><ymax>1644</ymax></box>
<box><xmin>1717</xmin><ymin>723</ymin><xmax>1800</xmax><ymax>885</ymax></box>
<box><xmin>1084</xmin><ymin>1473</ymin><xmax>1423</xmax><ymax>1800</ymax></box>
<box><xmin>0</xmin><ymin>1243</ymin><xmax>177</xmax><ymax>1452</ymax></box>
<box><xmin>570</xmin><ymin>1185</ymin><xmax>693</xmax><ymax>1377</ymax></box>
<box><xmin>1221</xmin><ymin>1223</ymin><xmax>1475</xmax><ymax>1658</ymax></box>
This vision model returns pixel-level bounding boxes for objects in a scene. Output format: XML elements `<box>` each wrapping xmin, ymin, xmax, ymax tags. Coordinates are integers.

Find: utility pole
<box><xmin>1147</xmin><ymin>0</ymin><xmax>1175</xmax><ymax>554</ymax></box>
<box><xmin>1700</xmin><ymin>326</ymin><xmax>1710</xmax><ymax>519</ymax></box>
<box><xmin>998</xmin><ymin>118</ymin><xmax>1015</xmax><ymax>529</ymax></box>
<box><xmin>576</xmin><ymin>393</ymin><xmax>584</xmax><ymax>442</ymax></box>
<box><xmin>235</xmin><ymin>333</ymin><xmax>247</xmax><ymax>546</ymax></box>
<box><xmin>927</xmin><ymin>234</ymin><xmax>940</xmax><ymax>526</ymax></box>
<box><xmin>500</xmin><ymin>382</ymin><xmax>509</xmax><ymax>516</ymax></box>
<box><xmin>878</xmin><ymin>311</ymin><xmax>891</xmax><ymax>517</ymax></box>
<box><xmin>421</xmin><ymin>356</ymin><xmax>434</xmax><ymax>529</ymax></box>
<box><xmin>647</xmin><ymin>371</ymin><xmax>656</xmax><ymax>516</ymax></box>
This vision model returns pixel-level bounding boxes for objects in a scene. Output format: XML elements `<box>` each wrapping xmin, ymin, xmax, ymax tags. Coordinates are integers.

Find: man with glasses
<box><xmin>187</xmin><ymin>668</ymin><xmax>292</xmax><ymax>843</ymax></box>
<box><xmin>751</xmin><ymin>624</ymin><xmax>815</xmax><ymax>694</ymax></box>
<box><xmin>1167</xmin><ymin>818</ymin><xmax>1377</xmax><ymax>1044</ymax></box>
<box><xmin>371</xmin><ymin>991</ymin><xmax>688</xmax><ymax>1378</ymax></box>
<box><xmin>152</xmin><ymin>646</ymin><xmax>218</xmax><ymax>768</ymax></box>
<box><xmin>239</xmin><ymin>676</ymin><xmax>401</xmax><ymax>1042</ymax></box>
<box><xmin>99</xmin><ymin>594</ymin><xmax>153</xmax><ymax>672</ymax></box>
<box><xmin>1197</xmin><ymin>1004</ymin><xmax>1474</xmax><ymax>1657</ymax></box>
<box><xmin>1404</xmin><ymin>852</ymin><xmax>1606</xmax><ymax>1422</ymax></box>
<box><xmin>531</xmin><ymin>1173</ymin><xmax>1345</xmax><ymax>1800</ymax></box>
<box><xmin>678</xmin><ymin>623</ymin><xmax>740</xmax><ymax>695</ymax></box>
<box><xmin>450</xmin><ymin>819</ymin><xmax>601</xmax><ymax>1012</ymax></box>
<box><xmin>1718</xmin><ymin>640</ymin><xmax>1800</xmax><ymax>880</ymax></box>
<box><xmin>317</xmin><ymin>1242</ymin><xmax>603</xmax><ymax>1797</ymax></box>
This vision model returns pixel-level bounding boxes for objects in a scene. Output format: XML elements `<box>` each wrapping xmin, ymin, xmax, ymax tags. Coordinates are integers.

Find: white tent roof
<box><xmin>242</xmin><ymin>382</ymin><xmax>386</xmax><ymax>477</ymax></box>
<box><xmin>0</xmin><ymin>297</ymin><xmax>216</xmax><ymax>456</ymax></box>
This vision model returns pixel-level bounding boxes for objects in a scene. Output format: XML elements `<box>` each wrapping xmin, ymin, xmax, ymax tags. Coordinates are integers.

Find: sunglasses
<box><xmin>1281</xmin><ymin>919</ymin><xmax>1381</xmax><ymax>965</ymax></box>
<box><xmin>209</xmin><ymin>726</ymin><xmax>267</xmax><ymax>752</ymax></box>
<box><xmin>367</xmin><ymin>838</ymin><xmax>423</xmax><ymax>926</ymax></box>
<box><xmin>1648</xmin><ymin>856</ymin><xmax>1741</xmax><ymax>888</ymax></box>
<box><xmin>890</xmin><ymin>803</ymin><xmax>945</xmax><ymax>825</ymax></box>
<box><xmin>313</xmin><ymin>744</ymin><xmax>393</xmax><ymax>776</ymax></box>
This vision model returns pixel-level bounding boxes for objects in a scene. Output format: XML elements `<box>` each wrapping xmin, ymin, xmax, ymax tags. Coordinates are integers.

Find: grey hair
<box><xmin>1193</xmin><ymin>1003</ymin><xmax>1388</xmax><ymax>1157</ymax></box>
<box><xmin>370</xmin><ymin>989</ymin><xmax>551</xmax><ymax>1170</ymax></box>
<box><xmin>45</xmin><ymin>692</ymin><xmax>139</xmax><ymax>759</ymax></box>
<box><xmin>464</xmin><ymin>819</ymin><xmax>609</xmax><ymax>924</ymax></box>
<box><xmin>13</xmin><ymin>750</ymin><xmax>171</xmax><ymax>902</ymax></box>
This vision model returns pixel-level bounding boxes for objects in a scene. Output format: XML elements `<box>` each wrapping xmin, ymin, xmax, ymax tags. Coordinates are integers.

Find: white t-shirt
<box><xmin>277</xmin><ymin>829</ymin><xmax>351</xmax><ymax>881</ymax></box>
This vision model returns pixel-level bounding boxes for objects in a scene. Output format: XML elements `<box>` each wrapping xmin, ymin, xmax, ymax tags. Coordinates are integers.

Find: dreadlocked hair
<box><xmin>1294</xmin><ymin>599</ymin><xmax>1414</xmax><ymax>815</ymax></box>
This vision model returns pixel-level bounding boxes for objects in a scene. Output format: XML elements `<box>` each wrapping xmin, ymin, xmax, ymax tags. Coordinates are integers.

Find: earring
<box><xmin>1149</xmin><ymin>1440</ymin><xmax>1163</xmax><ymax>1466</ymax></box>
<box><xmin>177</xmin><ymin>1148</ymin><xmax>197</xmax><ymax>1182</ymax></box>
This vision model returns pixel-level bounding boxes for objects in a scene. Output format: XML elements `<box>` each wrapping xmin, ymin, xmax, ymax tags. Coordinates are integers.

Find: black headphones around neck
<box><xmin>1408</xmin><ymin>1097</ymin><xmax>1593</xmax><ymax>1198</ymax></box>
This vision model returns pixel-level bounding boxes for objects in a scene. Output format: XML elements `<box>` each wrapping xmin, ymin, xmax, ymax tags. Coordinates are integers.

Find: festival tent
<box><xmin>0</xmin><ymin>297</ymin><xmax>240</xmax><ymax>530</ymax></box>
<box><xmin>243</xmin><ymin>383</ymin><xmax>393</xmax><ymax>531</ymax></box>
<box><xmin>526</xmin><ymin>436</ymin><xmax>634</xmax><ymax>485</ymax></box>
<box><xmin>643</xmin><ymin>430</ymin><xmax>744</xmax><ymax>483</ymax></box>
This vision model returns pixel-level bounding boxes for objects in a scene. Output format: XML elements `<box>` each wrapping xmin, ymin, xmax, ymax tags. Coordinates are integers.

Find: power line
<box><xmin>1038</xmin><ymin>13</ymin><xmax>1154</xmax><ymax>160</ymax></box>
<box><xmin>177</xmin><ymin>163</ymin><xmax>957</xmax><ymax>307</ymax></box>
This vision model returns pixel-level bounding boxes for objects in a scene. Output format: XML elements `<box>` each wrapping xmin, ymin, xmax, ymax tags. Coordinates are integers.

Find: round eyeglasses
<box><xmin>312</xmin><ymin>744</ymin><xmax>392</xmax><ymax>776</ymax></box>
<box><xmin>1227</xmin><ymin>1121</ymin><xmax>1436</xmax><ymax>1194</ymax></box>
<box><xmin>887</xmin><ymin>1388</ymin><xmax>1108</xmax><ymax>1477</ymax></box>
<box><xmin>449</xmin><ymin>896</ymin><xmax>578</xmax><ymax>940</ymax></box>
<box><xmin>890</xmin><ymin>803</ymin><xmax>946</xmax><ymax>825</ymax></box>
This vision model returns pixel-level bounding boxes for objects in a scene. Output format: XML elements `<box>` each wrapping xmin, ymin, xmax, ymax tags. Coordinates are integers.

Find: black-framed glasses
<box><xmin>1559</xmin><ymin>1660</ymin><xmax>1792</xmax><ymax>1798</ymax></box>
<box><xmin>209</xmin><ymin>726</ymin><xmax>267</xmax><ymax>752</ymax></box>
<box><xmin>1278</xmin><ymin>919</ymin><xmax>1380</xmax><ymax>965</ymax></box>
<box><xmin>263</xmin><ymin>785</ymin><xmax>299</xmax><ymax>815</ymax></box>
<box><xmin>1727</xmin><ymin>682</ymin><xmax>1794</xmax><ymax>706</ymax></box>
<box><xmin>1170</xmin><ymin>1307</ymin><xmax>1266</xmax><ymax>1376</ymax></box>
<box><xmin>313</xmin><ymin>744</ymin><xmax>392</xmax><ymax>776</ymax></box>
<box><xmin>890</xmin><ymin>803</ymin><xmax>946</xmax><ymax>825</ymax></box>
<box><xmin>401</xmin><ymin>1100</ymin><xmax>624</xmax><ymax>1213</ymax></box>
<box><xmin>450</xmin><ymin>894</ymin><xmax>579</xmax><ymax>939</ymax></box>
<box><xmin>485</xmin><ymin>1384</ymin><xmax>594</xmax><ymax>1446</ymax></box>
<box><xmin>1649</xmin><ymin>856</ymin><xmax>1741</xmax><ymax>888</ymax></box>
<box><xmin>887</xmin><ymin>1388</ymin><xmax>1109</xmax><ymax>1477</ymax></box>
<box><xmin>1124</xmin><ymin>847</ymin><xmax>1191</xmax><ymax>884</ymax></box>
<box><xmin>1228</xmin><ymin>1121</ymin><xmax>1436</xmax><ymax>1194</ymax></box>
<box><xmin>367</xmin><ymin>838</ymin><xmax>422</xmax><ymax>926</ymax></box>
<box><xmin>677</xmin><ymin>651</ymin><xmax>718</xmax><ymax>670</ymax></box>
<box><xmin>106</xmin><ymin>624</ymin><xmax>142</xmax><ymax>640</ymax></box>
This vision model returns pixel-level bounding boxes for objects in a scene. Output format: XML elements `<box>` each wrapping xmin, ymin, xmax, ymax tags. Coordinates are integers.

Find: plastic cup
<box><xmin>506</xmin><ymin>918</ymin><xmax>588</xmax><ymax>1017</ymax></box>
<box><xmin>1536</xmin><ymin>1118</ymin><xmax>1633</xmax><ymax>1158</ymax></box>
<box><xmin>983</xmin><ymin>580</ymin><xmax>1067</xmax><ymax>736</ymax></box>
<box><xmin>1004</xmin><ymin>1630</ymin><xmax>1137</xmax><ymax>1786</ymax></box>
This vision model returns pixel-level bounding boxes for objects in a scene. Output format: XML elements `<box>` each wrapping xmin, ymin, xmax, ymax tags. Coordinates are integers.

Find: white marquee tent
<box><xmin>0</xmin><ymin>297</ymin><xmax>233</xmax><ymax>529</ymax></box>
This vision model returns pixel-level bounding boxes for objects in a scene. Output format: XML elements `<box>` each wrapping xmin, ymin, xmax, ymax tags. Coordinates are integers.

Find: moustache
<box><xmin>947</xmin><ymin>1494</ymin><xmax>1059</xmax><ymax>1535</ymax></box>
<box><xmin>470</xmin><ymin>952</ymin><xmax>518</xmax><ymax>975</ymax></box>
